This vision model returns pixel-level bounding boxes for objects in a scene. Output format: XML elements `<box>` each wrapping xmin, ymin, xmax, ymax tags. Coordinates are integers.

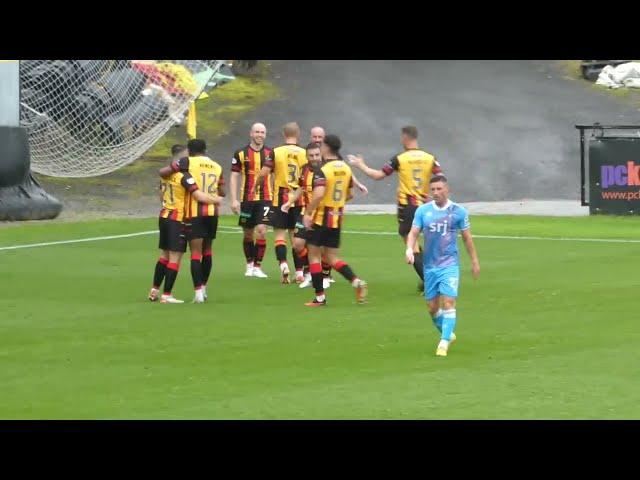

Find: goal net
<box><xmin>20</xmin><ymin>60</ymin><xmax>224</xmax><ymax>177</ymax></box>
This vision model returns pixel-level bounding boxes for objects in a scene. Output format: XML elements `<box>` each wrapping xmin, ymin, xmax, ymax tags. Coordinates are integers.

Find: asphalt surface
<box><xmin>208</xmin><ymin>60</ymin><xmax>640</xmax><ymax>203</ymax></box>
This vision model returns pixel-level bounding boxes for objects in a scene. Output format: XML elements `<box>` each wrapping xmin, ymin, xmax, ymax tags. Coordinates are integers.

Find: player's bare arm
<box><xmin>346</xmin><ymin>185</ymin><xmax>354</xmax><ymax>201</ymax></box>
<box><xmin>303</xmin><ymin>185</ymin><xmax>326</xmax><ymax>229</ymax></box>
<box><xmin>351</xmin><ymin>173</ymin><xmax>368</xmax><ymax>195</ymax></box>
<box><xmin>282</xmin><ymin>187</ymin><xmax>303</xmax><ymax>213</ymax></box>
<box><xmin>461</xmin><ymin>229</ymin><xmax>480</xmax><ymax>279</ymax></box>
<box><xmin>347</xmin><ymin>154</ymin><xmax>387</xmax><ymax>180</ymax></box>
<box><xmin>159</xmin><ymin>156</ymin><xmax>189</xmax><ymax>178</ymax></box>
<box><xmin>217</xmin><ymin>172</ymin><xmax>226</xmax><ymax>197</ymax></box>
<box><xmin>158</xmin><ymin>164</ymin><xmax>173</xmax><ymax>178</ymax></box>
<box><xmin>192</xmin><ymin>189</ymin><xmax>222</xmax><ymax>205</ymax></box>
<box><xmin>230</xmin><ymin>171</ymin><xmax>241</xmax><ymax>214</ymax></box>
<box><xmin>405</xmin><ymin>225</ymin><xmax>420</xmax><ymax>264</ymax></box>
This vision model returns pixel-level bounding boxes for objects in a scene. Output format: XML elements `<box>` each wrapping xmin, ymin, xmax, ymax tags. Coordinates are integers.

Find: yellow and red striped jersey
<box><xmin>298</xmin><ymin>163</ymin><xmax>317</xmax><ymax>213</ymax></box>
<box><xmin>159</xmin><ymin>171</ymin><xmax>198</xmax><ymax>222</ymax></box>
<box><xmin>267</xmin><ymin>143</ymin><xmax>308</xmax><ymax>207</ymax></box>
<box><xmin>311</xmin><ymin>159</ymin><xmax>353</xmax><ymax>229</ymax></box>
<box><xmin>381</xmin><ymin>149</ymin><xmax>442</xmax><ymax>206</ymax></box>
<box><xmin>231</xmin><ymin>145</ymin><xmax>274</xmax><ymax>202</ymax></box>
<box><xmin>172</xmin><ymin>155</ymin><xmax>224</xmax><ymax>218</ymax></box>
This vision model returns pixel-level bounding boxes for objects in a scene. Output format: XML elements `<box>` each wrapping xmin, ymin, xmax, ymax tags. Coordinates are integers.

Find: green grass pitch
<box><xmin>1</xmin><ymin>214</ymin><xmax>639</xmax><ymax>419</ymax></box>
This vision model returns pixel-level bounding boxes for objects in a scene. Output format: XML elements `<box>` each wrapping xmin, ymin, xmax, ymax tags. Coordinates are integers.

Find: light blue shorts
<box><xmin>424</xmin><ymin>266</ymin><xmax>460</xmax><ymax>300</ymax></box>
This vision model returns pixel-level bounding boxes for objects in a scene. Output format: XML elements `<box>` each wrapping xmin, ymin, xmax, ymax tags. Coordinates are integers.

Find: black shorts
<box><xmin>158</xmin><ymin>217</ymin><xmax>186</xmax><ymax>253</ymax></box>
<box><xmin>238</xmin><ymin>201</ymin><xmax>271</xmax><ymax>229</ymax></box>
<box><xmin>397</xmin><ymin>204</ymin><xmax>419</xmax><ymax>237</ymax></box>
<box><xmin>293</xmin><ymin>213</ymin><xmax>310</xmax><ymax>240</ymax></box>
<box><xmin>185</xmin><ymin>216</ymin><xmax>218</xmax><ymax>241</ymax></box>
<box><xmin>308</xmin><ymin>225</ymin><xmax>341</xmax><ymax>249</ymax></box>
<box><xmin>270</xmin><ymin>205</ymin><xmax>301</xmax><ymax>230</ymax></box>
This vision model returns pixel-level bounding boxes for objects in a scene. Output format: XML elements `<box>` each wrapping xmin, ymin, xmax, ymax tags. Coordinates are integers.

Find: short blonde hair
<box><xmin>283</xmin><ymin>122</ymin><xmax>300</xmax><ymax>138</ymax></box>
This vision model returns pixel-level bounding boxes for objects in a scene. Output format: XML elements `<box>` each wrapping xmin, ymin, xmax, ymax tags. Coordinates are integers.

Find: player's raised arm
<box><xmin>158</xmin><ymin>165</ymin><xmax>173</xmax><ymax>178</ymax></box>
<box><xmin>461</xmin><ymin>228</ymin><xmax>480</xmax><ymax>280</ymax></box>
<box><xmin>347</xmin><ymin>154</ymin><xmax>390</xmax><ymax>180</ymax></box>
<box><xmin>159</xmin><ymin>156</ymin><xmax>189</xmax><ymax>178</ymax></box>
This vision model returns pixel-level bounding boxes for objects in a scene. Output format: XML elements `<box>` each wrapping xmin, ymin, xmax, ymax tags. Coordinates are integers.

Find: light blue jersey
<box><xmin>412</xmin><ymin>200</ymin><xmax>470</xmax><ymax>269</ymax></box>
<box><xmin>412</xmin><ymin>200</ymin><xmax>470</xmax><ymax>300</ymax></box>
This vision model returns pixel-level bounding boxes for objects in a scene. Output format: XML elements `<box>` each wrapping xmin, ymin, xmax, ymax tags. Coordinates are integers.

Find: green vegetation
<box><xmin>145</xmin><ymin>75</ymin><xmax>280</xmax><ymax>158</ymax></box>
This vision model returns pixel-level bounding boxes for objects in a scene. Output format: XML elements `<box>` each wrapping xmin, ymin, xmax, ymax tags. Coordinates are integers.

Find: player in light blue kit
<box><xmin>405</xmin><ymin>175</ymin><xmax>480</xmax><ymax>357</ymax></box>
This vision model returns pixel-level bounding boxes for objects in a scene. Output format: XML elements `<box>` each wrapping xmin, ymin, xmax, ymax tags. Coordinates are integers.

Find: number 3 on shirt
<box><xmin>287</xmin><ymin>164</ymin><xmax>297</xmax><ymax>184</ymax></box>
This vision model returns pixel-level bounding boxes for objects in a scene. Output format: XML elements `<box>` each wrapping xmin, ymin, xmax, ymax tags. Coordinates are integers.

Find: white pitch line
<box><xmin>472</xmin><ymin>234</ymin><xmax>640</xmax><ymax>243</ymax></box>
<box><xmin>0</xmin><ymin>230</ymin><xmax>157</xmax><ymax>251</ymax></box>
<box><xmin>1</xmin><ymin>227</ymin><xmax>640</xmax><ymax>252</ymax></box>
<box><xmin>216</xmin><ymin>226</ymin><xmax>640</xmax><ymax>243</ymax></box>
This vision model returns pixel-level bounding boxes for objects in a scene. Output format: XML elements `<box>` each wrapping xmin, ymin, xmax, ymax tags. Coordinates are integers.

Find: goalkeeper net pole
<box><xmin>0</xmin><ymin>60</ymin><xmax>62</xmax><ymax>221</ymax></box>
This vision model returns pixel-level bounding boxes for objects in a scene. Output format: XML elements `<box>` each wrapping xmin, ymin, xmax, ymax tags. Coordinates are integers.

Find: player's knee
<box><xmin>442</xmin><ymin>299</ymin><xmax>456</xmax><ymax>310</ymax></box>
<box><xmin>243</xmin><ymin>229</ymin><xmax>254</xmax><ymax>242</ymax></box>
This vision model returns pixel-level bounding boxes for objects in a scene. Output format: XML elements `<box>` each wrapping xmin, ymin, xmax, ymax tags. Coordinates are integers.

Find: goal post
<box><xmin>0</xmin><ymin>60</ymin><xmax>62</xmax><ymax>221</ymax></box>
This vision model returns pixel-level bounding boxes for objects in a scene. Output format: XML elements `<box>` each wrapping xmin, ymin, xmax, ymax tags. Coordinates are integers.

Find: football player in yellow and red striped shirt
<box><xmin>253</xmin><ymin>122</ymin><xmax>307</xmax><ymax>284</ymax></box>
<box><xmin>230</xmin><ymin>123</ymin><xmax>274</xmax><ymax>279</ymax></box>
<box><xmin>164</xmin><ymin>139</ymin><xmax>225</xmax><ymax>303</ymax></box>
<box><xmin>309</xmin><ymin>125</ymin><xmax>370</xmax><ymax>286</ymax></box>
<box><xmin>348</xmin><ymin>125</ymin><xmax>442</xmax><ymax>289</ymax></box>
<box><xmin>281</xmin><ymin>142</ymin><xmax>323</xmax><ymax>286</ymax></box>
<box><xmin>150</xmin><ymin>145</ymin><xmax>188</xmax><ymax>303</ymax></box>
<box><xmin>302</xmin><ymin>134</ymin><xmax>367</xmax><ymax>307</ymax></box>
<box><xmin>150</xmin><ymin>145</ymin><xmax>221</xmax><ymax>304</ymax></box>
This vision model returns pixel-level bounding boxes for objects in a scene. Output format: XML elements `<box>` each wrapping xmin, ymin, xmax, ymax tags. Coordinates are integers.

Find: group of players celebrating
<box><xmin>148</xmin><ymin>122</ymin><xmax>480</xmax><ymax>356</ymax></box>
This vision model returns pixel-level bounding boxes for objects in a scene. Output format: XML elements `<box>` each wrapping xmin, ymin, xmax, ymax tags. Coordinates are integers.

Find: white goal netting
<box><xmin>20</xmin><ymin>60</ymin><xmax>225</xmax><ymax>177</ymax></box>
